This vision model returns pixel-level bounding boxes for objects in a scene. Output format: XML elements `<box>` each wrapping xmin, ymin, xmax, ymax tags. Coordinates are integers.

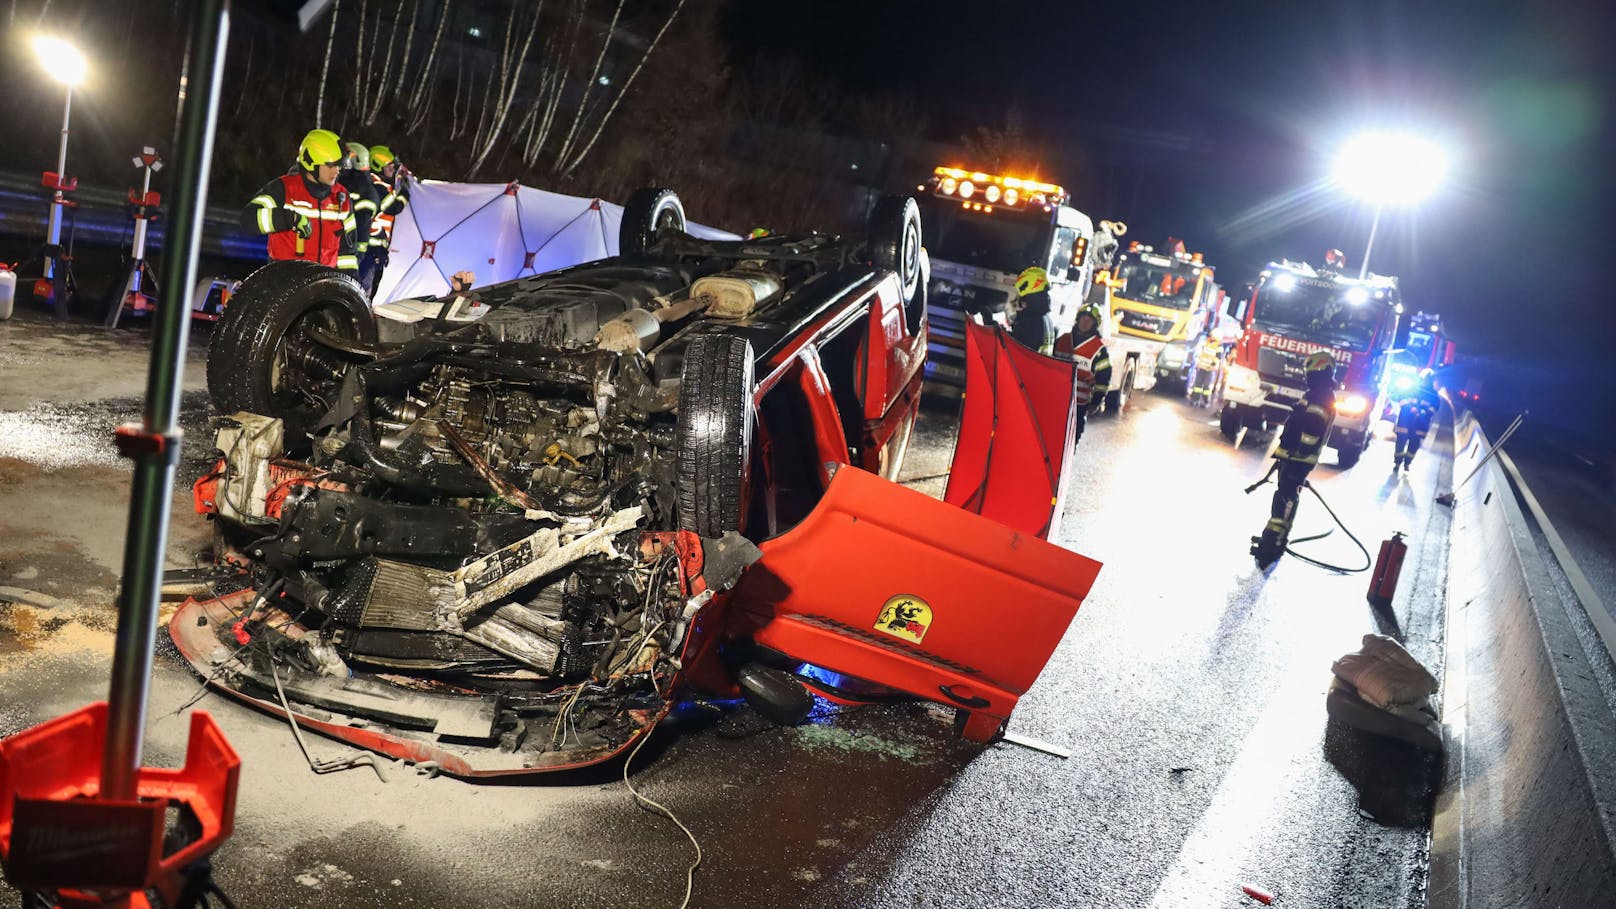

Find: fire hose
<box><xmin>1244</xmin><ymin>462</ymin><xmax>1372</xmax><ymax>573</ymax></box>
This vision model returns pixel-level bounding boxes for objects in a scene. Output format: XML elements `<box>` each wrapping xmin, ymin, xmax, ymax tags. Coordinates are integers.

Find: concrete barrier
<box><xmin>1430</xmin><ymin>410</ymin><xmax>1616</xmax><ymax>907</ymax></box>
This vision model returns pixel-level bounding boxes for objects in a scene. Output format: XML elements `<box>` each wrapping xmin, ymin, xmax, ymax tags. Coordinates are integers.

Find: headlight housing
<box><xmin>1160</xmin><ymin>343</ymin><xmax>1188</xmax><ymax>367</ymax></box>
<box><xmin>1226</xmin><ymin>364</ymin><xmax>1259</xmax><ymax>393</ymax></box>
<box><xmin>1336</xmin><ymin>393</ymin><xmax>1370</xmax><ymax>416</ymax></box>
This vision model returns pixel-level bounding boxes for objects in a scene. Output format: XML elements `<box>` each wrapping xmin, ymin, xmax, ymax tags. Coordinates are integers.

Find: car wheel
<box><xmin>619</xmin><ymin>187</ymin><xmax>686</xmax><ymax>257</ymax></box>
<box><xmin>207</xmin><ymin>261</ymin><xmax>376</xmax><ymax>446</ymax></box>
<box><xmin>1104</xmin><ymin>357</ymin><xmax>1136</xmax><ymax>415</ymax></box>
<box><xmin>1220</xmin><ymin>403</ymin><xmax>1241</xmax><ymax>441</ymax></box>
<box><xmin>676</xmin><ymin>333</ymin><xmax>756</xmax><ymax>537</ymax></box>
<box><xmin>867</xmin><ymin>195</ymin><xmax>923</xmax><ymax>306</ymax></box>
<box><xmin>1336</xmin><ymin>438</ymin><xmax>1363</xmax><ymax>469</ymax></box>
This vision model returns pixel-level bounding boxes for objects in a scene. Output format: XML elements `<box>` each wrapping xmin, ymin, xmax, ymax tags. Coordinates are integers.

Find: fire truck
<box><xmin>915</xmin><ymin>166</ymin><xmax>1103</xmax><ymax>387</ymax></box>
<box><xmin>1220</xmin><ymin>255</ymin><xmax>1404</xmax><ymax>468</ymax></box>
<box><xmin>1387</xmin><ymin>310</ymin><xmax>1456</xmax><ymax>398</ymax></box>
<box><xmin>1105</xmin><ymin>239</ymin><xmax>1222</xmax><ymax>402</ymax></box>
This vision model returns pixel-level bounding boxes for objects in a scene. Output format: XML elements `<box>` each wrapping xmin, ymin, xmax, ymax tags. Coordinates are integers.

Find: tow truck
<box><xmin>1104</xmin><ymin>238</ymin><xmax>1222</xmax><ymax>405</ymax></box>
<box><xmin>915</xmin><ymin>166</ymin><xmax>1102</xmax><ymax>386</ymax></box>
<box><xmin>1220</xmin><ymin>254</ymin><xmax>1404</xmax><ymax>468</ymax></box>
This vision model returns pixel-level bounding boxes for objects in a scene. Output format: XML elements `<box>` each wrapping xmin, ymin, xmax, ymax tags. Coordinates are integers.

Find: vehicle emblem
<box><xmin>875</xmin><ymin>594</ymin><xmax>932</xmax><ymax>644</ymax></box>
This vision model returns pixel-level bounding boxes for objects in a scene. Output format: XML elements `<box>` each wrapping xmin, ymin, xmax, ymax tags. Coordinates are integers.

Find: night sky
<box><xmin>727</xmin><ymin>0</ymin><xmax>1612</xmax><ymax>432</ymax></box>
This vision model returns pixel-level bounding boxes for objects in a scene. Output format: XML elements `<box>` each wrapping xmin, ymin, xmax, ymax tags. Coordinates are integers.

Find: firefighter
<box><xmin>359</xmin><ymin>144</ymin><xmax>411</xmax><ymax>298</ymax></box>
<box><xmin>1393</xmin><ymin>370</ymin><xmax>1439</xmax><ymax>471</ymax></box>
<box><xmin>1054</xmin><ymin>305</ymin><xmax>1113</xmax><ymax>439</ymax></box>
<box><xmin>1252</xmin><ymin>350</ymin><xmax>1338</xmax><ymax>565</ymax></box>
<box><xmin>1010</xmin><ymin>266</ymin><xmax>1055</xmax><ymax>353</ymax></box>
<box><xmin>241</xmin><ymin>129</ymin><xmax>358</xmax><ymax>273</ymax></box>
<box><xmin>338</xmin><ymin>141</ymin><xmax>380</xmax><ymax>265</ymax></box>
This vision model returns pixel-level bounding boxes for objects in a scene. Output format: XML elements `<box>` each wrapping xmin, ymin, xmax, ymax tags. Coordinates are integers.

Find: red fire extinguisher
<box><xmin>1368</xmin><ymin>531</ymin><xmax>1408</xmax><ymax>607</ymax></box>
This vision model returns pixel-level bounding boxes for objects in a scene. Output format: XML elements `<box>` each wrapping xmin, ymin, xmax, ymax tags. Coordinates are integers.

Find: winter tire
<box><xmin>676</xmin><ymin>333</ymin><xmax>755</xmax><ymax>536</ymax></box>
<box><xmin>867</xmin><ymin>195</ymin><xmax>924</xmax><ymax>307</ymax></box>
<box><xmin>206</xmin><ymin>261</ymin><xmax>376</xmax><ymax>445</ymax></box>
<box><xmin>619</xmin><ymin>187</ymin><xmax>686</xmax><ymax>256</ymax></box>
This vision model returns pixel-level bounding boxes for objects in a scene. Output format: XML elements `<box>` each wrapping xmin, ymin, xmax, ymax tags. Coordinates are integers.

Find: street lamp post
<box><xmin>1332</xmin><ymin>131</ymin><xmax>1448</xmax><ymax>278</ymax></box>
<box><xmin>32</xmin><ymin>35</ymin><xmax>87</xmax><ymax>313</ymax></box>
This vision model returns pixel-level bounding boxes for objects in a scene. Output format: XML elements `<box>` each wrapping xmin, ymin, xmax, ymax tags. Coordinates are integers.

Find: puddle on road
<box><xmin>0</xmin><ymin>405</ymin><xmax>130</xmax><ymax>470</ymax></box>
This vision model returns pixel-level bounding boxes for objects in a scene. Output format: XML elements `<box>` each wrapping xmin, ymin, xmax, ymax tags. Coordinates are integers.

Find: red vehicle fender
<box><xmin>725</xmin><ymin>466</ymin><xmax>1101</xmax><ymax>741</ymax></box>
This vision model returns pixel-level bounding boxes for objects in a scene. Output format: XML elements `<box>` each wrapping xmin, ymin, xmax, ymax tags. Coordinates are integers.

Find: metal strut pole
<box><xmin>101</xmin><ymin>0</ymin><xmax>230</xmax><ymax>802</ymax></box>
<box><xmin>43</xmin><ymin>85</ymin><xmax>71</xmax><ymax>282</ymax></box>
<box><xmin>1358</xmin><ymin>203</ymin><xmax>1382</xmax><ymax>280</ymax></box>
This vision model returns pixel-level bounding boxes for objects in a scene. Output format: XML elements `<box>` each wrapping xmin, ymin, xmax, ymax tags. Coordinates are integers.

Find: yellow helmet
<box><xmin>297</xmin><ymin>129</ymin><xmax>344</xmax><ymax>172</ymax></box>
<box><xmin>1015</xmin><ymin>266</ymin><xmax>1050</xmax><ymax>298</ymax></box>
<box><xmin>344</xmin><ymin>142</ymin><xmax>370</xmax><ymax>170</ymax></box>
<box><xmin>369</xmin><ymin>145</ymin><xmax>397</xmax><ymax>168</ymax></box>
<box><xmin>1304</xmin><ymin>350</ymin><xmax>1336</xmax><ymax>374</ymax></box>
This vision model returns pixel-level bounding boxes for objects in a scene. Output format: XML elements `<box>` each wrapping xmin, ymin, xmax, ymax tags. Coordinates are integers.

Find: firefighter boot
<box><xmin>1252</xmin><ymin>491</ymin><xmax>1298</xmax><ymax>565</ymax></box>
<box><xmin>1252</xmin><ymin>517</ymin><xmax>1289</xmax><ymax>565</ymax></box>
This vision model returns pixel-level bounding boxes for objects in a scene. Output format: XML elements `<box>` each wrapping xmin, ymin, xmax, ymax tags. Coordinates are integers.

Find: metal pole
<box><xmin>101</xmin><ymin>0</ymin><xmax>230</xmax><ymax>802</ymax></box>
<box><xmin>1358</xmin><ymin>203</ymin><xmax>1381</xmax><ymax>280</ymax></box>
<box><xmin>43</xmin><ymin>85</ymin><xmax>70</xmax><ymax>280</ymax></box>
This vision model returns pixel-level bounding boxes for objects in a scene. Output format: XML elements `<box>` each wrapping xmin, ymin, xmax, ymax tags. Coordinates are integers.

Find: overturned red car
<box><xmin>171</xmin><ymin>188</ymin><xmax>1101</xmax><ymax>778</ymax></box>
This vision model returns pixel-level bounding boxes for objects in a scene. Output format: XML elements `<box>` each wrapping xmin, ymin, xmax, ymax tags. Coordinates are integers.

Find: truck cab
<box><xmin>915</xmin><ymin>166</ymin><xmax>1101</xmax><ymax>385</ymax></box>
<box><xmin>1220</xmin><ymin>257</ymin><xmax>1403</xmax><ymax>468</ymax></box>
<box><xmin>1386</xmin><ymin>310</ymin><xmax>1457</xmax><ymax>399</ymax></box>
<box><xmin>1105</xmin><ymin>239</ymin><xmax>1221</xmax><ymax>395</ymax></box>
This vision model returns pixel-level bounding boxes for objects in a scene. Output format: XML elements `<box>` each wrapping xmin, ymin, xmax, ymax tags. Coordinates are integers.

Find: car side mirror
<box><xmin>1393</xmin><ymin>319</ymin><xmax>1411</xmax><ymax>351</ymax></box>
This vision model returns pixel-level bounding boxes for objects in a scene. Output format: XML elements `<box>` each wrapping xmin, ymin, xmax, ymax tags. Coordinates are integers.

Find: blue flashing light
<box><xmin>797</xmin><ymin>662</ymin><xmax>849</xmax><ymax>691</ymax></box>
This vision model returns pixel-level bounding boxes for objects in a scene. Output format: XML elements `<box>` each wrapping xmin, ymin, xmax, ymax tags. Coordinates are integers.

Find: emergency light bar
<box><xmin>930</xmin><ymin>166</ymin><xmax>1067</xmax><ymax>208</ymax></box>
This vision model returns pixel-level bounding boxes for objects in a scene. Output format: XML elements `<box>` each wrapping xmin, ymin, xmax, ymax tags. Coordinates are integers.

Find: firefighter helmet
<box><xmin>297</xmin><ymin>129</ymin><xmax>344</xmax><ymax>172</ymax></box>
<box><xmin>1074</xmin><ymin>305</ymin><xmax>1103</xmax><ymax>331</ymax></box>
<box><xmin>370</xmin><ymin>145</ymin><xmax>397</xmax><ymax>168</ymax></box>
<box><xmin>1304</xmin><ymin>350</ymin><xmax>1336</xmax><ymax>374</ymax></box>
<box><xmin>1323</xmin><ymin>248</ymin><xmax>1347</xmax><ymax>270</ymax></box>
<box><xmin>1015</xmin><ymin>266</ymin><xmax>1050</xmax><ymax>298</ymax></box>
<box><xmin>345</xmin><ymin>142</ymin><xmax>370</xmax><ymax>171</ymax></box>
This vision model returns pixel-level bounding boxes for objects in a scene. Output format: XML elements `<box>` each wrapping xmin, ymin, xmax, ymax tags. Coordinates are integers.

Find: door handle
<box><xmin>939</xmin><ymin>684</ymin><xmax>989</xmax><ymax>709</ymax></box>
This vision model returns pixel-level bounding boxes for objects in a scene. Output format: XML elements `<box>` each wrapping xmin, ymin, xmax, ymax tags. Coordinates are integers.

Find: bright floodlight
<box><xmin>32</xmin><ymin>35</ymin><xmax>87</xmax><ymax>86</ymax></box>
<box><xmin>1333</xmin><ymin>132</ymin><xmax>1447</xmax><ymax>206</ymax></box>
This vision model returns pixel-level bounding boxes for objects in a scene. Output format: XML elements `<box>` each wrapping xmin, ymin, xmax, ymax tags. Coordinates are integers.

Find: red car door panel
<box><xmin>727</xmin><ymin>466</ymin><xmax>1101</xmax><ymax>740</ymax></box>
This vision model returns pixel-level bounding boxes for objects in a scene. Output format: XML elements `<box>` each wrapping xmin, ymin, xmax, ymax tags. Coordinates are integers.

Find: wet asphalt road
<box><xmin>2</xmin><ymin>311</ymin><xmax>1450</xmax><ymax>908</ymax></box>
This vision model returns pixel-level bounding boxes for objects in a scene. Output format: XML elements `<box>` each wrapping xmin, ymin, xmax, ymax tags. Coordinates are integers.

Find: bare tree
<box><xmin>560</xmin><ymin>0</ymin><xmax>685</xmax><ymax>177</ymax></box>
<box><xmin>552</xmin><ymin>0</ymin><xmax>623</xmax><ymax>168</ymax></box>
<box><xmin>467</xmin><ymin>0</ymin><xmax>544</xmax><ymax>177</ymax></box>
<box><xmin>314</xmin><ymin>0</ymin><xmax>341</xmax><ymax>129</ymax></box>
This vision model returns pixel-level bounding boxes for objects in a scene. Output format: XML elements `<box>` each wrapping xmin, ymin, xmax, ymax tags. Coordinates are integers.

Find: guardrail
<box><xmin>1429</xmin><ymin>406</ymin><xmax>1616</xmax><ymax>908</ymax></box>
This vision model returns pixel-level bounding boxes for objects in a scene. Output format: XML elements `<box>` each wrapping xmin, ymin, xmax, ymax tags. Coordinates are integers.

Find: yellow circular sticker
<box><xmin>875</xmin><ymin>594</ymin><xmax>932</xmax><ymax>644</ymax></box>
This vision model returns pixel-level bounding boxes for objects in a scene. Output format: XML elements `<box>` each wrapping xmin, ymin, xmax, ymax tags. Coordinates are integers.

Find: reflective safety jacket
<box><xmin>1395</xmin><ymin>392</ymin><xmax>1437</xmax><ymax>439</ymax></box>
<box><xmin>242</xmin><ymin>173</ymin><xmax>358</xmax><ymax>271</ymax></box>
<box><xmin>1275</xmin><ymin>383</ymin><xmax>1337</xmax><ymax>465</ymax></box>
<box><xmin>1054</xmin><ymin>330</ymin><xmax>1113</xmax><ymax>405</ymax></box>
<box><xmin>368</xmin><ymin>172</ymin><xmax>409</xmax><ymax>246</ymax></box>
<box><xmin>337</xmin><ymin>170</ymin><xmax>380</xmax><ymax>254</ymax></box>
